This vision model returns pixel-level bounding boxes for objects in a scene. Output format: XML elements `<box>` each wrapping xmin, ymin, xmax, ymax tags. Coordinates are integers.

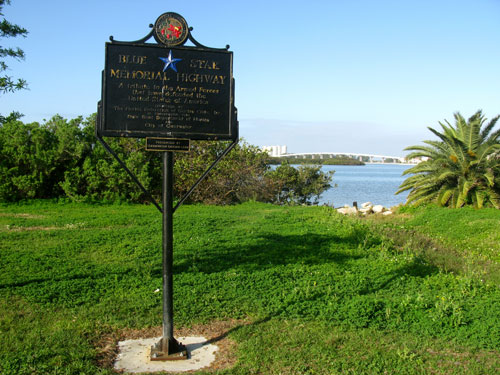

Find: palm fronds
<box><xmin>399</xmin><ymin>110</ymin><xmax>500</xmax><ymax>208</ymax></box>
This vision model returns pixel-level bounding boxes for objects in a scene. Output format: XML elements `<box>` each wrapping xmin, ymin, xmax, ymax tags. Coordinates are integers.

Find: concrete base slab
<box><xmin>114</xmin><ymin>336</ymin><xmax>218</xmax><ymax>373</ymax></box>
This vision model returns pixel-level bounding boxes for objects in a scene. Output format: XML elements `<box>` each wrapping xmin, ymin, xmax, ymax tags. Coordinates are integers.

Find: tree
<box><xmin>0</xmin><ymin>0</ymin><xmax>28</xmax><ymax>94</ymax></box>
<box><xmin>266</xmin><ymin>161</ymin><xmax>334</xmax><ymax>205</ymax></box>
<box><xmin>173</xmin><ymin>140</ymin><xmax>274</xmax><ymax>205</ymax></box>
<box><xmin>397</xmin><ymin>110</ymin><xmax>500</xmax><ymax>208</ymax></box>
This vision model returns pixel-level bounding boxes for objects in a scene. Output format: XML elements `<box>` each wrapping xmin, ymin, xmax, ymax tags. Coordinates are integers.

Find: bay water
<box><xmin>312</xmin><ymin>164</ymin><xmax>412</xmax><ymax>208</ymax></box>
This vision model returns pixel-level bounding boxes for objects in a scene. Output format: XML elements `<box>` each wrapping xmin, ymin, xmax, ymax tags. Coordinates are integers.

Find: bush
<box><xmin>0</xmin><ymin>114</ymin><xmax>334</xmax><ymax>205</ymax></box>
<box><xmin>0</xmin><ymin>115</ymin><xmax>92</xmax><ymax>201</ymax></box>
<box><xmin>266</xmin><ymin>162</ymin><xmax>334</xmax><ymax>205</ymax></box>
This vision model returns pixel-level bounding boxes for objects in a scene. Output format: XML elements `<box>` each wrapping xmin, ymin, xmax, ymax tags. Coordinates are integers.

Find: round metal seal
<box><xmin>153</xmin><ymin>12</ymin><xmax>189</xmax><ymax>46</ymax></box>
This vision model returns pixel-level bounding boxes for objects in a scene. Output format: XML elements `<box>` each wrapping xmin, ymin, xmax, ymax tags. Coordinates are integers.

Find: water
<box><xmin>313</xmin><ymin>164</ymin><xmax>412</xmax><ymax>208</ymax></box>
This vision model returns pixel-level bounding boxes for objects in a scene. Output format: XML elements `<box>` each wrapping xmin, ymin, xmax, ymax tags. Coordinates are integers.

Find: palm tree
<box><xmin>397</xmin><ymin>110</ymin><xmax>500</xmax><ymax>208</ymax></box>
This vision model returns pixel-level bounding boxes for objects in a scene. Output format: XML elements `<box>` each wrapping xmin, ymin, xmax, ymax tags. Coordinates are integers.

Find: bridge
<box><xmin>280</xmin><ymin>152</ymin><xmax>413</xmax><ymax>164</ymax></box>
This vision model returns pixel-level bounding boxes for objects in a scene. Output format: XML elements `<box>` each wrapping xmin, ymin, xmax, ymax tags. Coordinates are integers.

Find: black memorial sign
<box><xmin>96</xmin><ymin>12</ymin><xmax>238</xmax><ymax>361</ymax></box>
<box><xmin>98</xmin><ymin>43</ymin><xmax>234</xmax><ymax>140</ymax></box>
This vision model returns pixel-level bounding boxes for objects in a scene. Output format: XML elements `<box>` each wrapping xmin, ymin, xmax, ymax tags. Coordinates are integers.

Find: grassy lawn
<box><xmin>367</xmin><ymin>205</ymin><xmax>500</xmax><ymax>285</ymax></box>
<box><xmin>1</xmin><ymin>201</ymin><xmax>499</xmax><ymax>374</ymax></box>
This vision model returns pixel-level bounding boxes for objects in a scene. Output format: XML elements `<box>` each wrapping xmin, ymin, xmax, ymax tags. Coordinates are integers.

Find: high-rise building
<box><xmin>261</xmin><ymin>145</ymin><xmax>288</xmax><ymax>157</ymax></box>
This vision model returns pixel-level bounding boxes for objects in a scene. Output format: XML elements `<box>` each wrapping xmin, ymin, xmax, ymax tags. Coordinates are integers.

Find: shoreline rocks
<box><xmin>336</xmin><ymin>202</ymin><xmax>393</xmax><ymax>216</ymax></box>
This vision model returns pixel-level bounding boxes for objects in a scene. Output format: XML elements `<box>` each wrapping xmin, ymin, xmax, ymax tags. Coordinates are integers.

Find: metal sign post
<box><xmin>162</xmin><ymin>151</ymin><xmax>175</xmax><ymax>354</ymax></box>
<box><xmin>96</xmin><ymin>12</ymin><xmax>238</xmax><ymax>361</ymax></box>
<box><xmin>149</xmin><ymin>151</ymin><xmax>187</xmax><ymax>360</ymax></box>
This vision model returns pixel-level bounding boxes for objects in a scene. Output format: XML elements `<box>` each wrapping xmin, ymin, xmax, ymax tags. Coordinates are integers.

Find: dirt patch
<box><xmin>4</xmin><ymin>225</ymin><xmax>60</xmax><ymax>232</ymax></box>
<box><xmin>3</xmin><ymin>223</ymin><xmax>86</xmax><ymax>232</ymax></box>
<box><xmin>96</xmin><ymin>319</ymin><xmax>249</xmax><ymax>373</ymax></box>
<box><xmin>0</xmin><ymin>213</ymin><xmax>45</xmax><ymax>219</ymax></box>
<box><xmin>426</xmin><ymin>347</ymin><xmax>500</xmax><ymax>373</ymax></box>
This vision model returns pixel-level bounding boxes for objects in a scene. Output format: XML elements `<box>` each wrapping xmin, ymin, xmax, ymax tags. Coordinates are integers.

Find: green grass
<box><xmin>1</xmin><ymin>201</ymin><xmax>499</xmax><ymax>374</ymax></box>
<box><xmin>367</xmin><ymin>205</ymin><xmax>500</xmax><ymax>285</ymax></box>
<box><xmin>396</xmin><ymin>205</ymin><xmax>500</xmax><ymax>262</ymax></box>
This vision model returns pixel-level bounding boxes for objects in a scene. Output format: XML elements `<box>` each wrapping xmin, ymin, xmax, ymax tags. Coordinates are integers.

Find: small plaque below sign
<box><xmin>146</xmin><ymin>138</ymin><xmax>190</xmax><ymax>152</ymax></box>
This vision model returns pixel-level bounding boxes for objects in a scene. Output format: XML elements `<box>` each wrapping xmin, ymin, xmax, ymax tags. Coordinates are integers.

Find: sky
<box><xmin>1</xmin><ymin>0</ymin><xmax>500</xmax><ymax>156</ymax></box>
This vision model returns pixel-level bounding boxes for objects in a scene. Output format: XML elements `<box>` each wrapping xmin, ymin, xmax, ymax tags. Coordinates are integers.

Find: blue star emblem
<box><xmin>159</xmin><ymin>50</ymin><xmax>182</xmax><ymax>72</ymax></box>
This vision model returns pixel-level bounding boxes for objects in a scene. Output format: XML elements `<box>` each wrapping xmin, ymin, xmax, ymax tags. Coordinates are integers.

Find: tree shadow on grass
<box><xmin>358</xmin><ymin>257</ymin><xmax>439</xmax><ymax>296</ymax></box>
<box><xmin>205</xmin><ymin>316</ymin><xmax>272</xmax><ymax>346</ymax></box>
<box><xmin>172</xmin><ymin>230</ymin><xmax>441</xmax><ymax>299</ymax></box>
<box><xmin>173</xmin><ymin>232</ymin><xmax>368</xmax><ymax>275</ymax></box>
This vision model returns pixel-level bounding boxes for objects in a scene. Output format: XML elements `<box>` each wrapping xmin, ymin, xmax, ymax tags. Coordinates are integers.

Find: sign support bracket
<box><xmin>96</xmin><ymin>134</ymin><xmax>163</xmax><ymax>212</ymax></box>
<box><xmin>96</xmin><ymin>134</ymin><xmax>163</xmax><ymax>213</ymax></box>
<box><xmin>173</xmin><ymin>138</ymin><xmax>238</xmax><ymax>213</ymax></box>
<box><xmin>96</xmin><ymin>134</ymin><xmax>238</xmax><ymax>215</ymax></box>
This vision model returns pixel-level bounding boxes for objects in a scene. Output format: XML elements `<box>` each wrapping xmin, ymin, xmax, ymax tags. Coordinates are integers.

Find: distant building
<box><xmin>262</xmin><ymin>145</ymin><xmax>287</xmax><ymax>157</ymax></box>
<box><xmin>405</xmin><ymin>156</ymin><xmax>429</xmax><ymax>164</ymax></box>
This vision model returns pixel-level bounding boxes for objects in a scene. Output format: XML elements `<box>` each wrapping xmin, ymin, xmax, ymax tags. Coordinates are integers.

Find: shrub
<box><xmin>1</xmin><ymin>115</ymin><xmax>334</xmax><ymax>205</ymax></box>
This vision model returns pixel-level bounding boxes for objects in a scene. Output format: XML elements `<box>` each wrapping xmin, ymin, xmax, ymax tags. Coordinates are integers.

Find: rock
<box><xmin>337</xmin><ymin>203</ymin><xmax>392</xmax><ymax>216</ymax></box>
<box><xmin>337</xmin><ymin>206</ymin><xmax>358</xmax><ymax>215</ymax></box>
<box><xmin>359</xmin><ymin>207</ymin><xmax>373</xmax><ymax>214</ymax></box>
<box><xmin>336</xmin><ymin>208</ymin><xmax>348</xmax><ymax>215</ymax></box>
<box><xmin>347</xmin><ymin>206</ymin><xmax>358</xmax><ymax>215</ymax></box>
